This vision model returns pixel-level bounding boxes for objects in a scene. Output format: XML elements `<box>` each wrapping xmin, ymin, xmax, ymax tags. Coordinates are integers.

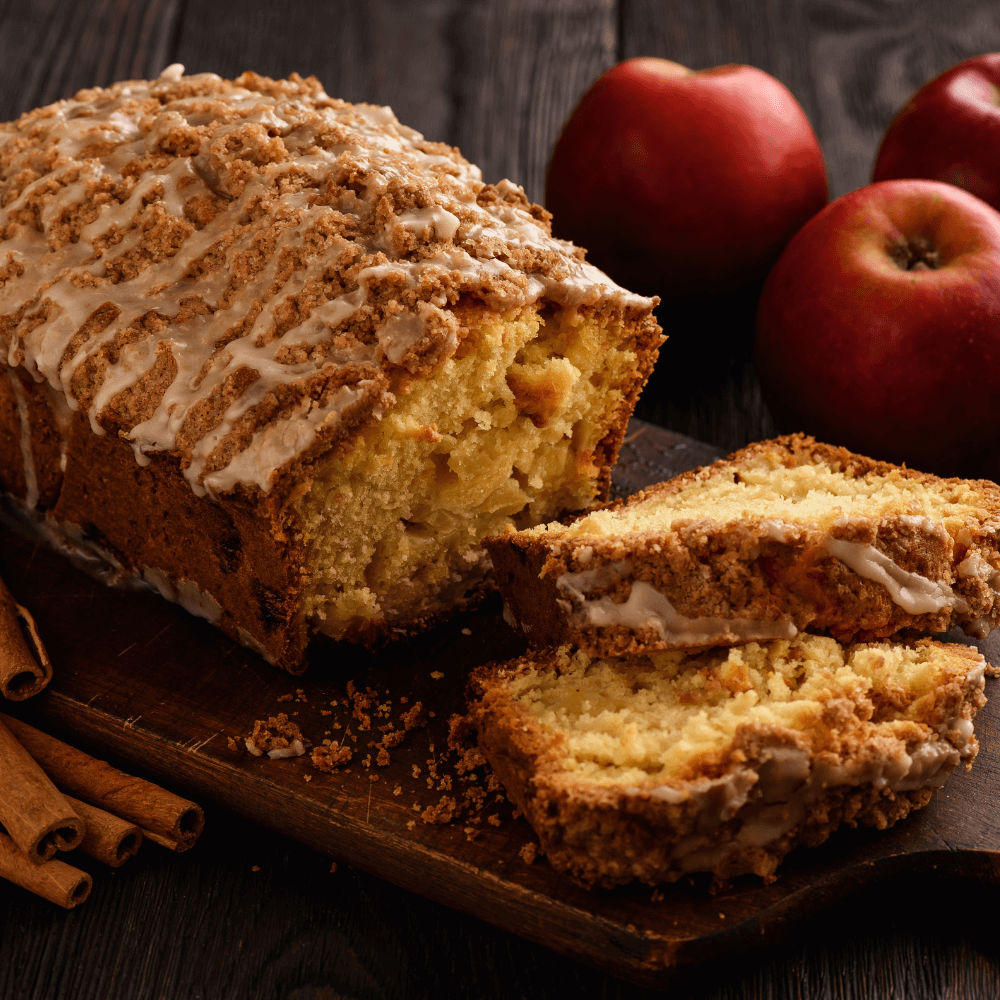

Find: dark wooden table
<box><xmin>3</xmin><ymin>2</ymin><xmax>1000</xmax><ymax>997</ymax></box>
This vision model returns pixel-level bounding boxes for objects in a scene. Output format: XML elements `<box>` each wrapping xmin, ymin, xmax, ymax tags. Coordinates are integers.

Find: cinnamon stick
<box><xmin>0</xmin><ymin>715</ymin><xmax>205</xmax><ymax>850</ymax></box>
<box><xmin>65</xmin><ymin>796</ymin><xmax>143</xmax><ymax>868</ymax></box>
<box><xmin>0</xmin><ymin>831</ymin><xmax>91</xmax><ymax>909</ymax></box>
<box><xmin>140</xmin><ymin>829</ymin><xmax>189</xmax><ymax>853</ymax></box>
<box><xmin>0</xmin><ymin>574</ymin><xmax>52</xmax><ymax>701</ymax></box>
<box><xmin>0</xmin><ymin>717</ymin><xmax>83</xmax><ymax>864</ymax></box>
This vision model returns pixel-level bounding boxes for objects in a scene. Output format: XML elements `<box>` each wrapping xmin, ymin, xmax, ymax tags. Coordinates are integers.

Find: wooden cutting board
<box><xmin>2</xmin><ymin>420</ymin><xmax>998</xmax><ymax>990</ymax></box>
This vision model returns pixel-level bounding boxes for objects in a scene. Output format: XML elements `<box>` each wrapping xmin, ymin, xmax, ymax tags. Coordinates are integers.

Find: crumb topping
<box><xmin>0</xmin><ymin>64</ymin><xmax>650</xmax><ymax>499</ymax></box>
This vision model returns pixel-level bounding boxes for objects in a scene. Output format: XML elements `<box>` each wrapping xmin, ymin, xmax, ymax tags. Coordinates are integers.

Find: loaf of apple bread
<box><xmin>468</xmin><ymin>634</ymin><xmax>987</xmax><ymax>886</ymax></box>
<box><xmin>0</xmin><ymin>66</ymin><xmax>662</xmax><ymax>671</ymax></box>
<box><xmin>488</xmin><ymin>435</ymin><xmax>1000</xmax><ymax>657</ymax></box>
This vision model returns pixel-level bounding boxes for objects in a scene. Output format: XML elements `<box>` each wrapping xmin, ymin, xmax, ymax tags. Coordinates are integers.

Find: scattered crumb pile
<box><xmin>240</xmin><ymin>713</ymin><xmax>306</xmax><ymax>759</ymax></box>
<box><xmin>308</xmin><ymin>679</ymin><xmax>429</xmax><ymax>776</ymax></box>
<box><xmin>228</xmin><ymin>677</ymin><xmax>528</xmax><ymax>846</ymax></box>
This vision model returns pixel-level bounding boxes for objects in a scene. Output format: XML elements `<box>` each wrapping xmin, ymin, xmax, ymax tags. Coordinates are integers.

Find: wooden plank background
<box><xmin>3</xmin><ymin>0</ymin><xmax>1000</xmax><ymax>997</ymax></box>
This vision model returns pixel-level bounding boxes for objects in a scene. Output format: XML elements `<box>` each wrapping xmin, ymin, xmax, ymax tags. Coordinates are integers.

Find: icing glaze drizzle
<box><xmin>820</xmin><ymin>537</ymin><xmax>970</xmax><ymax>615</ymax></box>
<box><xmin>556</xmin><ymin>562</ymin><xmax>797</xmax><ymax>646</ymax></box>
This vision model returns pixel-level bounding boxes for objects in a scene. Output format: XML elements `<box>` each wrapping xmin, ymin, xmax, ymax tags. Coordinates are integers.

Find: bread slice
<box><xmin>487</xmin><ymin>436</ymin><xmax>1000</xmax><ymax>658</ymax></box>
<box><xmin>0</xmin><ymin>67</ymin><xmax>661</xmax><ymax>671</ymax></box>
<box><xmin>468</xmin><ymin>634</ymin><xmax>987</xmax><ymax>886</ymax></box>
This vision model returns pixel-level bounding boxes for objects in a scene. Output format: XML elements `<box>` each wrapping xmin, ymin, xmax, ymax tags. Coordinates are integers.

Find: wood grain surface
<box><xmin>3</xmin><ymin>1</ymin><xmax>1000</xmax><ymax>997</ymax></box>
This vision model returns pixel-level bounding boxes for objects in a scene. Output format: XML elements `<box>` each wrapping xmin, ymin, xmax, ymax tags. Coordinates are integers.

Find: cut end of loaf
<box><xmin>298</xmin><ymin>300</ymin><xmax>656</xmax><ymax>641</ymax></box>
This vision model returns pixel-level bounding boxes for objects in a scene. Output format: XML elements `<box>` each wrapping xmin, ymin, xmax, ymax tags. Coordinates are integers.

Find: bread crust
<box><xmin>488</xmin><ymin>435</ymin><xmax>1000</xmax><ymax>656</ymax></box>
<box><xmin>468</xmin><ymin>638</ymin><xmax>986</xmax><ymax>887</ymax></box>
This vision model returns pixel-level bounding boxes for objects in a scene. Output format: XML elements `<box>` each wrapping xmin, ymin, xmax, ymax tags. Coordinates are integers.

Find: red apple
<box><xmin>754</xmin><ymin>179</ymin><xmax>1000</xmax><ymax>477</ymax></box>
<box><xmin>545</xmin><ymin>58</ymin><xmax>828</xmax><ymax>298</ymax></box>
<box><xmin>873</xmin><ymin>54</ymin><xmax>1000</xmax><ymax>214</ymax></box>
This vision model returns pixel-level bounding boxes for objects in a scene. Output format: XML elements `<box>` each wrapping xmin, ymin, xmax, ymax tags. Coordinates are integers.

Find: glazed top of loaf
<box><xmin>0</xmin><ymin>65</ymin><xmax>653</xmax><ymax>499</ymax></box>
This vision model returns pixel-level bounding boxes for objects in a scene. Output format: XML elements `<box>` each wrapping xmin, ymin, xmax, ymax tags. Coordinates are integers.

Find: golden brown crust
<box><xmin>488</xmin><ymin>435</ymin><xmax>1000</xmax><ymax>656</ymax></box>
<box><xmin>468</xmin><ymin>638</ymin><xmax>986</xmax><ymax>887</ymax></box>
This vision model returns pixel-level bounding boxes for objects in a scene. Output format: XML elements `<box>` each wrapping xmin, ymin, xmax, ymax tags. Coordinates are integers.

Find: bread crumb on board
<box><xmin>421</xmin><ymin>796</ymin><xmax>458</xmax><ymax>825</ymax></box>
<box><xmin>227</xmin><ymin>685</ymin><xmax>520</xmax><ymax>843</ymax></box>
<box><xmin>244</xmin><ymin>714</ymin><xmax>305</xmax><ymax>759</ymax></box>
<box><xmin>311</xmin><ymin>742</ymin><xmax>353</xmax><ymax>772</ymax></box>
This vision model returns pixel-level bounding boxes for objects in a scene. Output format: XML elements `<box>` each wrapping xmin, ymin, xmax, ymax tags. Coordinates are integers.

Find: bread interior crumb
<box><xmin>296</xmin><ymin>302</ymin><xmax>639</xmax><ymax>636</ymax></box>
<box><xmin>509</xmin><ymin>635</ymin><xmax>972</xmax><ymax>786</ymax></box>
<box><xmin>547</xmin><ymin>460</ymin><xmax>984</xmax><ymax>539</ymax></box>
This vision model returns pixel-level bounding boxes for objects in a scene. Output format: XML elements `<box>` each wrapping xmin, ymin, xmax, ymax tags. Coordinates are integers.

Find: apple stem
<box><xmin>890</xmin><ymin>236</ymin><xmax>941</xmax><ymax>271</ymax></box>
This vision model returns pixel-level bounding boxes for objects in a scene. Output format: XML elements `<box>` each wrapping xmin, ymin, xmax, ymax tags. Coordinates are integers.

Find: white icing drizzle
<box><xmin>40</xmin><ymin>382</ymin><xmax>74</xmax><ymax>473</ymax></box>
<box><xmin>897</xmin><ymin>514</ymin><xmax>952</xmax><ymax>544</ymax></box>
<box><xmin>160</xmin><ymin>64</ymin><xmax>185</xmax><ymax>84</ymax></box>
<box><xmin>200</xmin><ymin>382</ymin><xmax>375</xmax><ymax>497</ymax></box>
<box><xmin>957</xmin><ymin>549</ymin><xmax>1000</xmax><ymax>586</ymax></box>
<box><xmin>140</xmin><ymin>566</ymin><xmax>223</xmax><ymax>624</ymax></box>
<box><xmin>955</xmin><ymin>552</ymin><xmax>1000</xmax><ymax>637</ymax></box>
<box><xmin>377</xmin><ymin>312</ymin><xmax>427</xmax><ymax>365</ymax></box>
<box><xmin>628</xmin><ymin>660</ymin><xmax>983</xmax><ymax>873</ymax></box>
<box><xmin>5</xmin><ymin>369</ymin><xmax>38</xmax><ymax>509</ymax></box>
<box><xmin>265</xmin><ymin>740</ymin><xmax>306</xmax><ymax>760</ymax></box>
<box><xmin>0</xmin><ymin>67</ymin><xmax>651</xmax><ymax>499</ymax></box>
<box><xmin>771</xmin><ymin>516</ymin><xmax>976</xmax><ymax>620</ymax></box>
<box><xmin>388</xmin><ymin>205</ymin><xmax>461</xmax><ymax>244</ymax></box>
<box><xmin>237</xmin><ymin>627</ymin><xmax>278</xmax><ymax>666</ymax></box>
<box><xmin>551</xmin><ymin>516</ymin><xmax>986</xmax><ymax>646</ymax></box>
<box><xmin>556</xmin><ymin>562</ymin><xmax>797</xmax><ymax>645</ymax></box>
<box><xmin>759</xmin><ymin>519</ymin><xmax>794</xmax><ymax>543</ymax></box>
<box><xmin>821</xmin><ymin>537</ymin><xmax>969</xmax><ymax>615</ymax></box>
<box><xmin>964</xmin><ymin>618</ymin><xmax>992</xmax><ymax>640</ymax></box>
